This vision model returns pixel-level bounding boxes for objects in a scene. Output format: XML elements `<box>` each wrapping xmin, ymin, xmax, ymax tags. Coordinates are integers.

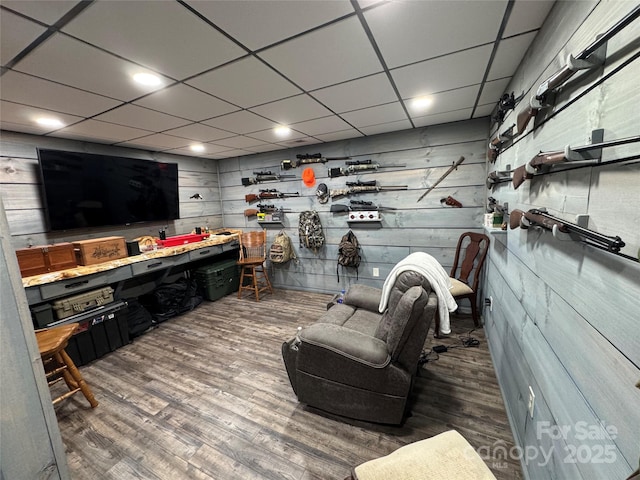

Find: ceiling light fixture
<box><xmin>190</xmin><ymin>144</ymin><xmax>205</xmax><ymax>153</ymax></box>
<box><xmin>274</xmin><ymin>126</ymin><xmax>291</xmax><ymax>137</ymax></box>
<box><xmin>411</xmin><ymin>96</ymin><xmax>433</xmax><ymax>111</ymax></box>
<box><xmin>35</xmin><ymin>117</ymin><xmax>64</xmax><ymax>128</ymax></box>
<box><xmin>133</xmin><ymin>72</ymin><xmax>162</xmax><ymax>86</ymax></box>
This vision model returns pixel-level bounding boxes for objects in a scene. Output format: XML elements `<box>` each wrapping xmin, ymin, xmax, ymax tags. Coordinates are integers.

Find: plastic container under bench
<box><xmin>194</xmin><ymin>259</ymin><xmax>240</xmax><ymax>301</ymax></box>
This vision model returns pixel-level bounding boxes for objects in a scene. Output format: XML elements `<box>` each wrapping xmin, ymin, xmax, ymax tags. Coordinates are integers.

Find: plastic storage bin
<box><xmin>194</xmin><ymin>259</ymin><xmax>240</xmax><ymax>301</ymax></box>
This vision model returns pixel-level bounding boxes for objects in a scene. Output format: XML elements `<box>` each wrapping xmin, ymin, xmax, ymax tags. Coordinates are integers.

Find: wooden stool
<box><xmin>237</xmin><ymin>230</ymin><xmax>273</xmax><ymax>301</ymax></box>
<box><xmin>36</xmin><ymin>323</ymin><xmax>98</xmax><ymax>408</ymax></box>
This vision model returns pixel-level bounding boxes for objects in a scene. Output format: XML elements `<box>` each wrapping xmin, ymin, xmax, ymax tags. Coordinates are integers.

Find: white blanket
<box><xmin>379</xmin><ymin>252</ymin><xmax>457</xmax><ymax>335</ymax></box>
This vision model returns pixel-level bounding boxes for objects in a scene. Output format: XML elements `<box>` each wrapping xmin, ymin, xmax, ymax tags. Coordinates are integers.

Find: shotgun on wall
<box><xmin>511</xmin><ymin>134</ymin><xmax>640</xmax><ymax>189</ymax></box>
<box><xmin>245</xmin><ymin>190</ymin><xmax>300</xmax><ymax>203</ymax></box>
<box><xmin>328</xmin><ymin>159</ymin><xmax>406</xmax><ymax>178</ymax></box>
<box><xmin>516</xmin><ymin>4</ymin><xmax>640</xmax><ymax>135</ymax></box>
<box><xmin>281</xmin><ymin>153</ymin><xmax>350</xmax><ymax>170</ymax></box>
<box><xmin>316</xmin><ymin>181</ymin><xmax>407</xmax><ymax>204</ymax></box>
<box><xmin>241</xmin><ymin>171</ymin><xmax>295</xmax><ymax>186</ymax></box>
<box><xmin>510</xmin><ymin>208</ymin><xmax>637</xmax><ymax>262</ymax></box>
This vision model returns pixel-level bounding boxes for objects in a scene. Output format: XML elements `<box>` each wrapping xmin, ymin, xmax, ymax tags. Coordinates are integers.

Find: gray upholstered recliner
<box><xmin>282</xmin><ymin>271</ymin><xmax>437</xmax><ymax>425</ymax></box>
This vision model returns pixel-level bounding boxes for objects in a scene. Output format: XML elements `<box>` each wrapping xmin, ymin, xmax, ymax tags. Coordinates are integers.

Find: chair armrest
<box><xmin>300</xmin><ymin>323</ymin><xmax>390</xmax><ymax>368</ymax></box>
<box><xmin>343</xmin><ymin>284</ymin><xmax>382</xmax><ymax>312</ymax></box>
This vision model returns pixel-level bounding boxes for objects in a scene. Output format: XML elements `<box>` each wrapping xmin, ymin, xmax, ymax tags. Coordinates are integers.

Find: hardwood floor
<box><xmin>53</xmin><ymin>288</ymin><xmax>523</xmax><ymax>479</ymax></box>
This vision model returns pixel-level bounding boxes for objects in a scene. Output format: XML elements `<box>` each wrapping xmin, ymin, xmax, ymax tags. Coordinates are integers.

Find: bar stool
<box><xmin>36</xmin><ymin>323</ymin><xmax>98</xmax><ymax>408</ymax></box>
<box><xmin>237</xmin><ymin>230</ymin><xmax>273</xmax><ymax>301</ymax></box>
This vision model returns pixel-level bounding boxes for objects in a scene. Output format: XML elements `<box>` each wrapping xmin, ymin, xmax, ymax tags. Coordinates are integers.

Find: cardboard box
<box><xmin>15</xmin><ymin>243</ymin><xmax>77</xmax><ymax>277</ymax></box>
<box><xmin>73</xmin><ymin>236</ymin><xmax>127</xmax><ymax>266</ymax></box>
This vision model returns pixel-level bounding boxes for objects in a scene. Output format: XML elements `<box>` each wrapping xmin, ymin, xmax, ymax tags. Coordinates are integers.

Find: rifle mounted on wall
<box><xmin>512</xmin><ymin>133</ymin><xmax>640</xmax><ymax>189</ymax></box>
<box><xmin>330</xmin><ymin>200</ymin><xmax>397</xmax><ymax>213</ymax></box>
<box><xmin>417</xmin><ymin>156</ymin><xmax>465</xmax><ymax>202</ymax></box>
<box><xmin>281</xmin><ymin>153</ymin><xmax>350</xmax><ymax>170</ymax></box>
<box><xmin>316</xmin><ymin>181</ymin><xmax>408</xmax><ymax>204</ymax></box>
<box><xmin>242</xmin><ymin>171</ymin><xmax>295</xmax><ymax>186</ymax></box>
<box><xmin>328</xmin><ymin>159</ymin><xmax>406</xmax><ymax>178</ymax></box>
<box><xmin>245</xmin><ymin>190</ymin><xmax>300</xmax><ymax>203</ymax></box>
<box><xmin>516</xmin><ymin>5</ymin><xmax>640</xmax><ymax>134</ymax></box>
<box><xmin>509</xmin><ymin>208</ymin><xmax>636</xmax><ymax>262</ymax></box>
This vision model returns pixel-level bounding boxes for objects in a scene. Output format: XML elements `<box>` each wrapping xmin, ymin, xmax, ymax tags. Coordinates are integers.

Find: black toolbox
<box><xmin>194</xmin><ymin>259</ymin><xmax>240</xmax><ymax>301</ymax></box>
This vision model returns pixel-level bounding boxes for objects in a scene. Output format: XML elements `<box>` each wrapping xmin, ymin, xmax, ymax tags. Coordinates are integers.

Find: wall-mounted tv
<box><xmin>38</xmin><ymin>149</ymin><xmax>180</xmax><ymax>231</ymax></box>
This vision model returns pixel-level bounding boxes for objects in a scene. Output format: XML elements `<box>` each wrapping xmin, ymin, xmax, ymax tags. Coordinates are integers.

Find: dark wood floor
<box><xmin>53</xmin><ymin>288</ymin><xmax>523</xmax><ymax>479</ymax></box>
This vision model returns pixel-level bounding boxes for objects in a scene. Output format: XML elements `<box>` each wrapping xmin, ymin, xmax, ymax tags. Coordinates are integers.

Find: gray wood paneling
<box><xmin>485</xmin><ymin>1</ymin><xmax>640</xmax><ymax>478</ymax></box>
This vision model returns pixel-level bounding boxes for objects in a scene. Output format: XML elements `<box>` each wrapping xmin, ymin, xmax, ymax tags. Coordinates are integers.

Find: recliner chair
<box><xmin>282</xmin><ymin>271</ymin><xmax>437</xmax><ymax>425</ymax></box>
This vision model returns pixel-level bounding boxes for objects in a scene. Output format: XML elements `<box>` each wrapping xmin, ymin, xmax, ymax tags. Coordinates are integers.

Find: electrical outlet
<box><xmin>372</xmin><ymin>268</ymin><xmax>380</xmax><ymax>277</ymax></box>
<box><xmin>528</xmin><ymin>386</ymin><xmax>535</xmax><ymax>419</ymax></box>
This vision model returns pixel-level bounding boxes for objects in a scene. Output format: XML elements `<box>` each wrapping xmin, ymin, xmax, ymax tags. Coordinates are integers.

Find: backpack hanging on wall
<box><xmin>269</xmin><ymin>230</ymin><xmax>297</xmax><ymax>265</ymax></box>
<box><xmin>337</xmin><ymin>230</ymin><xmax>361</xmax><ymax>282</ymax></box>
<box><xmin>298</xmin><ymin>211</ymin><xmax>325</xmax><ymax>253</ymax></box>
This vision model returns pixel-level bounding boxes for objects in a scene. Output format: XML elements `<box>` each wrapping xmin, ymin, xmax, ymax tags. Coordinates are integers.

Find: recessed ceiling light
<box><xmin>133</xmin><ymin>72</ymin><xmax>162</xmax><ymax>86</ymax></box>
<box><xmin>274</xmin><ymin>126</ymin><xmax>291</xmax><ymax>137</ymax></box>
<box><xmin>411</xmin><ymin>96</ymin><xmax>433</xmax><ymax>111</ymax></box>
<box><xmin>190</xmin><ymin>144</ymin><xmax>205</xmax><ymax>153</ymax></box>
<box><xmin>35</xmin><ymin>117</ymin><xmax>64</xmax><ymax>128</ymax></box>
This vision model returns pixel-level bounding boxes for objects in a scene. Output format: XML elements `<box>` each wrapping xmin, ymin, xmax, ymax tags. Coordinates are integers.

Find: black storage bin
<box><xmin>194</xmin><ymin>259</ymin><xmax>240</xmax><ymax>301</ymax></box>
<box><xmin>64</xmin><ymin>303</ymin><xmax>130</xmax><ymax>366</ymax></box>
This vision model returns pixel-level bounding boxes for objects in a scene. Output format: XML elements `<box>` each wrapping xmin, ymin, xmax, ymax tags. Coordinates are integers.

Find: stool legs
<box><xmin>56</xmin><ymin>349</ymin><xmax>98</xmax><ymax>408</ymax></box>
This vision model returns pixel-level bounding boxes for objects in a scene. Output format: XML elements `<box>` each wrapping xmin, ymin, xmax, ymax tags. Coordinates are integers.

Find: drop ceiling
<box><xmin>0</xmin><ymin>0</ymin><xmax>554</xmax><ymax>159</ymax></box>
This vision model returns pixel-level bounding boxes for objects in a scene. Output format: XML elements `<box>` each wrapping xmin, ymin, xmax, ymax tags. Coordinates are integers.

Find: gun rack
<box><xmin>551</xmin><ymin>214</ymin><xmax>589</xmax><ymax>241</ymax></box>
<box><xmin>346</xmin><ymin>211</ymin><xmax>382</xmax><ymax>229</ymax></box>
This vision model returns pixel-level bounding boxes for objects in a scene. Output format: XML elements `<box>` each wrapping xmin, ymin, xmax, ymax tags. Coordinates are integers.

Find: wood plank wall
<box><xmin>0</xmin><ymin>131</ymin><xmax>223</xmax><ymax>250</ymax></box>
<box><xmin>484</xmin><ymin>1</ymin><xmax>640</xmax><ymax>479</ymax></box>
<box><xmin>217</xmin><ymin>117</ymin><xmax>488</xmax><ymax>295</ymax></box>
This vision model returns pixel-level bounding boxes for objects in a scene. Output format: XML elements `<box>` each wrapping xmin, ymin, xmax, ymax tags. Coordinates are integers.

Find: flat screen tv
<box><xmin>38</xmin><ymin>149</ymin><xmax>180</xmax><ymax>231</ymax></box>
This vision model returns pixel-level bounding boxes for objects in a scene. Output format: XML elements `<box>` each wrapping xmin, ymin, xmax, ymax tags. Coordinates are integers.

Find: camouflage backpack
<box><xmin>337</xmin><ymin>230</ymin><xmax>361</xmax><ymax>282</ymax></box>
<box><xmin>298</xmin><ymin>211</ymin><xmax>325</xmax><ymax>253</ymax></box>
<box><xmin>269</xmin><ymin>230</ymin><xmax>296</xmax><ymax>264</ymax></box>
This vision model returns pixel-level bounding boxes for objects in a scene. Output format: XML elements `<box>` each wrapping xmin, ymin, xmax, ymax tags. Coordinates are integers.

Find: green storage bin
<box><xmin>195</xmin><ymin>259</ymin><xmax>240</xmax><ymax>301</ymax></box>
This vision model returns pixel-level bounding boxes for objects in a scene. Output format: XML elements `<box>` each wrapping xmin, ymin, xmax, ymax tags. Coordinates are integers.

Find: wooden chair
<box><xmin>237</xmin><ymin>230</ymin><xmax>273</xmax><ymax>301</ymax></box>
<box><xmin>36</xmin><ymin>323</ymin><xmax>98</xmax><ymax>408</ymax></box>
<box><xmin>436</xmin><ymin>232</ymin><xmax>490</xmax><ymax>336</ymax></box>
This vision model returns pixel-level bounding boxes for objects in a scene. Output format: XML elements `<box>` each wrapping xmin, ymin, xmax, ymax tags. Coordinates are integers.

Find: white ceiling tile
<box><xmin>503</xmin><ymin>0</ymin><xmax>555</xmax><ymax>37</ymax></box>
<box><xmin>364</xmin><ymin>0</ymin><xmax>507</xmax><ymax>69</ymax></box>
<box><xmin>118</xmin><ymin>133</ymin><xmax>192</xmax><ymax>150</ymax></box>
<box><xmin>478</xmin><ymin>78</ymin><xmax>512</xmax><ymax>106</ymax></box>
<box><xmin>248</xmin><ymin>128</ymin><xmax>308</xmax><ymax>143</ymax></box>
<box><xmin>249</xmin><ymin>95</ymin><xmax>333</xmax><ymax>125</ymax></box>
<box><xmin>211</xmin><ymin>148</ymin><xmax>252</xmax><ymax>158</ymax></box>
<box><xmin>55</xmin><ymin>119</ymin><xmax>152</xmax><ymax>143</ymax></box>
<box><xmin>0</xmin><ymin>100</ymin><xmax>84</xmax><ymax>134</ymax></box>
<box><xmin>243</xmin><ymin>144</ymin><xmax>286</xmax><ymax>154</ymax></box>
<box><xmin>407</xmin><ymin>85</ymin><xmax>480</xmax><ymax>118</ymax></box>
<box><xmin>134</xmin><ymin>84</ymin><xmax>238</xmax><ymax>122</ymax></box>
<box><xmin>487</xmin><ymin>31</ymin><xmax>537</xmax><ymax>81</ymax></box>
<box><xmin>258</xmin><ymin>16</ymin><xmax>382</xmax><ymax>91</ymax></box>
<box><xmin>359</xmin><ymin>119</ymin><xmax>413</xmax><ymax>136</ymax></box>
<box><xmin>62</xmin><ymin>1</ymin><xmax>245</xmax><ymax>79</ymax></box>
<box><xmin>474</xmin><ymin>103</ymin><xmax>496</xmax><ymax>118</ymax></box>
<box><xmin>14</xmin><ymin>33</ymin><xmax>171</xmax><ymax>101</ymax></box>
<box><xmin>94</xmin><ymin>104</ymin><xmax>190</xmax><ymax>132</ymax></box>
<box><xmin>341</xmin><ymin>102</ymin><xmax>407</xmax><ymax>128</ymax></box>
<box><xmin>392</xmin><ymin>45</ymin><xmax>493</xmax><ymax>100</ymax></box>
<box><xmin>187</xmin><ymin>0</ymin><xmax>355</xmax><ymax>51</ymax></box>
<box><xmin>187</xmin><ymin>56</ymin><xmax>302</xmax><ymax>108</ymax></box>
<box><xmin>163</xmin><ymin>123</ymin><xmax>233</xmax><ymax>142</ymax></box>
<box><xmin>311</xmin><ymin>73</ymin><xmax>398</xmax><ymax>113</ymax></box>
<box><xmin>0</xmin><ymin>10</ymin><xmax>47</xmax><ymax>65</ymax></box>
<box><xmin>412</xmin><ymin>109</ymin><xmax>474</xmax><ymax>128</ymax></box>
<box><xmin>0</xmin><ymin>70</ymin><xmax>121</xmax><ymax>117</ymax></box>
<box><xmin>314</xmin><ymin>129</ymin><xmax>364</xmax><ymax>142</ymax></box>
<box><xmin>291</xmin><ymin>115</ymin><xmax>353</xmax><ymax>136</ymax></box>
<box><xmin>277</xmin><ymin>137</ymin><xmax>323</xmax><ymax>148</ymax></box>
<box><xmin>166</xmin><ymin>143</ymin><xmax>231</xmax><ymax>157</ymax></box>
<box><xmin>2</xmin><ymin>1</ymin><xmax>80</xmax><ymax>25</ymax></box>
<box><xmin>213</xmin><ymin>135</ymin><xmax>266</xmax><ymax>149</ymax></box>
<box><xmin>202</xmin><ymin>110</ymin><xmax>278</xmax><ymax>135</ymax></box>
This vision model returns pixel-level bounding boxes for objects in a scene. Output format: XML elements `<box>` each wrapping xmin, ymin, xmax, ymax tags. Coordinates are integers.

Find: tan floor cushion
<box><xmin>353</xmin><ymin>430</ymin><xmax>497</xmax><ymax>480</ymax></box>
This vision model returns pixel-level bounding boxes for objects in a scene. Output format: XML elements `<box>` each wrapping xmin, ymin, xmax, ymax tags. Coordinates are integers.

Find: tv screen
<box><xmin>38</xmin><ymin>149</ymin><xmax>179</xmax><ymax>231</ymax></box>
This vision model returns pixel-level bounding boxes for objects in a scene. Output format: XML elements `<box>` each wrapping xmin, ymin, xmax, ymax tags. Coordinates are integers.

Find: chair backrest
<box><xmin>239</xmin><ymin>230</ymin><xmax>267</xmax><ymax>262</ymax></box>
<box><xmin>450</xmin><ymin>232</ymin><xmax>490</xmax><ymax>292</ymax></box>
